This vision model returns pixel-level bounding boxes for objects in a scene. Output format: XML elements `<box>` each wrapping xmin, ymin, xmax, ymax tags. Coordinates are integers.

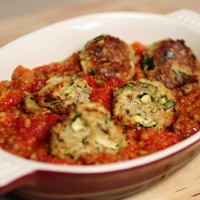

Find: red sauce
<box><xmin>173</xmin><ymin>87</ymin><xmax>200</xmax><ymax>138</ymax></box>
<box><xmin>0</xmin><ymin>42</ymin><xmax>199</xmax><ymax>165</ymax></box>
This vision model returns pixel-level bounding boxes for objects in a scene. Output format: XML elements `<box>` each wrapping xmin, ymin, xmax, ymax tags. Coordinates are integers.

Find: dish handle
<box><xmin>167</xmin><ymin>9</ymin><xmax>200</xmax><ymax>28</ymax></box>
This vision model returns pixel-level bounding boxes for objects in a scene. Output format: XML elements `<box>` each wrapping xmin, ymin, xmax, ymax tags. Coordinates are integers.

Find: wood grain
<box><xmin>1</xmin><ymin>0</ymin><xmax>200</xmax><ymax>47</ymax></box>
<box><xmin>0</xmin><ymin>0</ymin><xmax>200</xmax><ymax>199</ymax></box>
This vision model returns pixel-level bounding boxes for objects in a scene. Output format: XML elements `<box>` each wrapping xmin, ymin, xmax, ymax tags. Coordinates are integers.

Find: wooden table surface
<box><xmin>0</xmin><ymin>0</ymin><xmax>200</xmax><ymax>199</ymax></box>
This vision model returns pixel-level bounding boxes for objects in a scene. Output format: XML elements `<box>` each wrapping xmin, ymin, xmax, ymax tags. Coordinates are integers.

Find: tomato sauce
<box><xmin>173</xmin><ymin>87</ymin><xmax>200</xmax><ymax>138</ymax></box>
<box><xmin>0</xmin><ymin>42</ymin><xmax>199</xmax><ymax>165</ymax></box>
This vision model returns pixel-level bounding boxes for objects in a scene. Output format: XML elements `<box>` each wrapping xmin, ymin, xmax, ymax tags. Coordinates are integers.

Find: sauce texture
<box><xmin>0</xmin><ymin>39</ymin><xmax>199</xmax><ymax>165</ymax></box>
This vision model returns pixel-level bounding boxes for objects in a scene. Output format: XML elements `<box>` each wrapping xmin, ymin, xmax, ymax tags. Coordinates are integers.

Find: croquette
<box><xmin>23</xmin><ymin>75</ymin><xmax>92</xmax><ymax>114</ymax></box>
<box><xmin>113</xmin><ymin>78</ymin><xmax>176</xmax><ymax>130</ymax></box>
<box><xmin>142</xmin><ymin>38</ymin><xmax>200</xmax><ymax>90</ymax></box>
<box><xmin>79</xmin><ymin>34</ymin><xmax>135</xmax><ymax>82</ymax></box>
<box><xmin>50</xmin><ymin>102</ymin><xmax>126</xmax><ymax>160</ymax></box>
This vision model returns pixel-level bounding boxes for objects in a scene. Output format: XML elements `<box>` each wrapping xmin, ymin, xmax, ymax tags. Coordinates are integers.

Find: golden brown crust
<box><xmin>143</xmin><ymin>39</ymin><xmax>200</xmax><ymax>89</ymax></box>
<box><xmin>79</xmin><ymin>34</ymin><xmax>135</xmax><ymax>82</ymax></box>
<box><xmin>153</xmin><ymin>39</ymin><xmax>198</xmax><ymax>70</ymax></box>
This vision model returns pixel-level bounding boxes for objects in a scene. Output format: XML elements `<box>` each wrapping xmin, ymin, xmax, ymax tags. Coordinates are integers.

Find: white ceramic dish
<box><xmin>0</xmin><ymin>9</ymin><xmax>200</xmax><ymax>200</ymax></box>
